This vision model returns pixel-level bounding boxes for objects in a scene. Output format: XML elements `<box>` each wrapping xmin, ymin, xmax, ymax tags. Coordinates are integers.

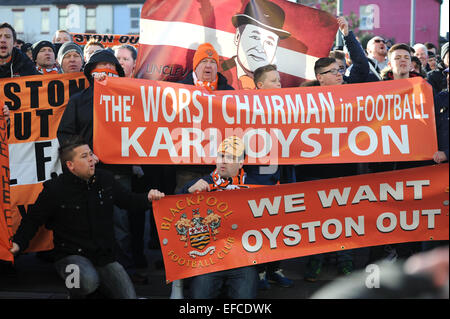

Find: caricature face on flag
<box><xmin>135</xmin><ymin>0</ymin><xmax>338</xmax><ymax>88</ymax></box>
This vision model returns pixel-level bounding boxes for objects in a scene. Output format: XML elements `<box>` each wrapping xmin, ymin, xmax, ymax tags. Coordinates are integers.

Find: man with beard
<box><xmin>0</xmin><ymin>22</ymin><xmax>37</xmax><ymax>78</ymax></box>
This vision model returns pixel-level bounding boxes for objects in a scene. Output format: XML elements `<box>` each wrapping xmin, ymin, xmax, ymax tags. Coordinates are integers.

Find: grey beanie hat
<box><xmin>57</xmin><ymin>42</ymin><xmax>83</xmax><ymax>65</ymax></box>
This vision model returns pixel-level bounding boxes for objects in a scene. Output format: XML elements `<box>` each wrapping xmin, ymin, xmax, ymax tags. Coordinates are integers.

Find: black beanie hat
<box><xmin>31</xmin><ymin>40</ymin><xmax>56</xmax><ymax>62</ymax></box>
<box><xmin>83</xmin><ymin>49</ymin><xmax>125</xmax><ymax>81</ymax></box>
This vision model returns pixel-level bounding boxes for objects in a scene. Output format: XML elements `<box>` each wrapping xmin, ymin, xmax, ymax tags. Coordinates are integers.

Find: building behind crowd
<box><xmin>0</xmin><ymin>0</ymin><xmax>145</xmax><ymax>43</ymax></box>
<box><xmin>342</xmin><ymin>0</ymin><xmax>443</xmax><ymax>45</ymax></box>
<box><xmin>296</xmin><ymin>0</ymin><xmax>444</xmax><ymax>46</ymax></box>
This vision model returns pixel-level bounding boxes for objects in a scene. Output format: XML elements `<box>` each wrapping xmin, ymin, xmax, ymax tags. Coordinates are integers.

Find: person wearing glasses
<box><xmin>366</xmin><ymin>36</ymin><xmax>389</xmax><ymax>76</ymax></box>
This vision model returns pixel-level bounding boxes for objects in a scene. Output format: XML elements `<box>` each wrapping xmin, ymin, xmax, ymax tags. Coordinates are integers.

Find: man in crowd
<box><xmin>32</xmin><ymin>40</ymin><xmax>60</xmax><ymax>74</ymax></box>
<box><xmin>433</xmin><ymin>67</ymin><xmax>449</xmax><ymax>165</ymax></box>
<box><xmin>248</xmin><ymin>64</ymin><xmax>296</xmax><ymax>290</ymax></box>
<box><xmin>83</xmin><ymin>39</ymin><xmax>104</xmax><ymax>63</ymax></box>
<box><xmin>427</xmin><ymin>42</ymin><xmax>448</xmax><ymax>95</ymax></box>
<box><xmin>0</xmin><ymin>22</ymin><xmax>37</xmax><ymax>78</ymax></box>
<box><xmin>57</xmin><ymin>49</ymin><xmax>138</xmax><ymax>286</ymax></box>
<box><xmin>382</xmin><ymin>43</ymin><xmax>421</xmax><ymax>81</ymax></box>
<box><xmin>10</xmin><ymin>136</ymin><xmax>165</xmax><ymax>298</ymax></box>
<box><xmin>413</xmin><ymin>43</ymin><xmax>431</xmax><ymax>73</ymax></box>
<box><xmin>176</xmin><ymin>42</ymin><xmax>233</xmax><ymax>191</ymax></box>
<box><xmin>366</xmin><ymin>35</ymin><xmax>389</xmax><ymax>78</ymax></box>
<box><xmin>299</xmin><ymin>56</ymin><xmax>356</xmax><ymax>281</ymax></box>
<box><xmin>171</xmin><ymin>42</ymin><xmax>235</xmax><ymax>298</ymax></box>
<box><xmin>57</xmin><ymin>42</ymin><xmax>84</xmax><ymax>73</ymax></box>
<box><xmin>427</xmin><ymin>50</ymin><xmax>437</xmax><ymax>71</ymax></box>
<box><xmin>178</xmin><ymin>136</ymin><xmax>259</xmax><ymax>299</ymax></box>
<box><xmin>113</xmin><ymin>44</ymin><xmax>137</xmax><ymax>78</ymax></box>
<box><xmin>52</xmin><ymin>29</ymin><xmax>73</xmax><ymax>44</ymax></box>
<box><xmin>331</xmin><ymin>16</ymin><xmax>374</xmax><ymax>83</ymax></box>
<box><xmin>370</xmin><ymin>43</ymin><xmax>424</xmax><ymax>263</ymax></box>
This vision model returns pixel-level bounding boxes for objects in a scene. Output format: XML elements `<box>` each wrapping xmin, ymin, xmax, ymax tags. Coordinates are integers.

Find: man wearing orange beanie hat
<box><xmin>171</xmin><ymin>44</ymin><xmax>235</xmax><ymax>299</ymax></box>
<box><xmin>179</xmin><ymin>43</ymin><xmax>234</xmax><ymax>91</ymax></box>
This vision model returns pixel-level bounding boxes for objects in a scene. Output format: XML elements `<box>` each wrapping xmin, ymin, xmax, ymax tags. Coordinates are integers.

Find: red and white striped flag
<box><xmin>135</xmin><ymin>0</ymin><xmax>338</xmax><ymax>88</ymax></box>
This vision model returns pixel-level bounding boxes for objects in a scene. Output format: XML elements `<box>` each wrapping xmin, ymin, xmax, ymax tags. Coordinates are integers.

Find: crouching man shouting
<box><xmin>10</xmin><ymin>136</ymin><xmax>165</xmax><ymax>299</ymax></box>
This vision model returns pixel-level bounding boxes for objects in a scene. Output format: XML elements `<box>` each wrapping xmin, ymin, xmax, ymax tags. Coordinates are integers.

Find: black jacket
<box><xmin>13</xmin><ymin>169</ymin><xmax>150</xmax><ymax>266</ymax></box>
<box><xmin>0</xmin><ymin>47</ymin><xmax>38</xmax><ymax>78</ymax></box>
<box><xmin>342</xmin><ymin>31</ymin><xmax>373</xmax><ymax>84</ymax></box>
<box><xmin>179</xmin><ymin>71</ymin><xmax>235</xmax><ymax>90</ymax></box>
<box><xmin>434</xmin><ymin>90</ymin><xmax>449</xmax><ymax>160</ymax></box>
<box><xmin>427</xmin><ymin>67</ymin><xmax>447</xmax><ymax>96</ymax></box>
<box><xmin>57</xmin><ymin>49</ymin><xmax>130</xmax><ymax>174</ymax></box>
<box><xmin>58</xmin><ymin>49</ymin><xmax>124</xmax><ymax>149</ymax></box>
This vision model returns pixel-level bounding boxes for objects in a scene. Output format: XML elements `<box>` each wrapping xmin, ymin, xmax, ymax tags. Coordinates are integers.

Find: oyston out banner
<box><xmin>152</xmin><ymin>164</ymin><xmax>449</xmax><ymax>283</ymax></box>
<box><xmin>71</xmin><ymin>33</ymin><xmax>139</xmax><ymax>48</ymax></box>
<box><xmin>0</xmin><ymin>73</ymin><xmax>88</xmax><ymax>253</ymax></box>
<box><xmin>135</xmin><ymin>0</ymin><xmax>338</xmax><ymax>87</ymax></box>
<box><xmin>93</xmin><ymin>76</ymin><xmax>436</xmax><ymax>165</ymax></box>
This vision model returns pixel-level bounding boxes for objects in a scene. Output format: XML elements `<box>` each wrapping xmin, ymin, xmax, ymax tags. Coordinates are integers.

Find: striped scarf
<box><xmin>36</xmin><ymin>65</ymin><xmax>60</xmax><ymax>74</ymax></box>
<box><xmin>210</xmin><ymin>168</ymin><xmax>252</xmax><ymax>191</ymax></box>
<box><xmin>193</xmin><ymin>71</ymin><xmax>218</xmax><ymax>92</ymax></box>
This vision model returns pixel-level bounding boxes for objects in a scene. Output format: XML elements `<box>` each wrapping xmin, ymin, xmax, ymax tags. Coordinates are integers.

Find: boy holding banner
<box><xmin>247</xmin><ymin>64</ymin><xmax>296</xmax><ymax>289</ymax></box>
<box><xmin>173</xmin><ymin>136</ymin><xmax>259</xmax><ymax>299</ymax></box>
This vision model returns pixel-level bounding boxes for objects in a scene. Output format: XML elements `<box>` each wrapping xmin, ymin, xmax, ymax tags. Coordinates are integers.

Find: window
<box><xmin>41</xmin><ymin>9</ymin><xmax>50</xmax><ymax>33</ymax></box>
<box><xmin>86</xmin><ymin>7</ymin><xmax>96</xmax><ymax>32</ymax></box>
<box><xmin>59</xmin><ymin>8</ymin><xmax>68</xmax><ymax>30</ymax></box>
<box><xmin>130</xmin><ymin>7</ymin><xmax>140</xmax><ymax>30</ymax></box>
<box><xmin>12</xmin><ymin>10</ymin><xmax>24</xmax><ymax>33</ymax></box>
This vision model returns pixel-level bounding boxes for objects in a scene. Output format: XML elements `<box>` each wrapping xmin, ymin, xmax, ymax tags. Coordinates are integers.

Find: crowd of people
<box><xmin>0</xmin><ymin>10</ymin><xmax>448</xmax><ymax>300</ymax></box>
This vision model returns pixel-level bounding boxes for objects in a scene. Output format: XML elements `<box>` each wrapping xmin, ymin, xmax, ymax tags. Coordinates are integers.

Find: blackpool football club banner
<box><xmin>152</xmin><ymin>164</ymin><xmax>449</xmax><ymax>283</ymax></box>
<box><xmin>135</xmin><ymin>0</ymin><xmax>338</xmax><ymax>87</ymax></box>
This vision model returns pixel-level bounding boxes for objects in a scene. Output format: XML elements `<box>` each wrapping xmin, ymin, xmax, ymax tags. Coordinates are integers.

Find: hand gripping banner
<box><xmin>152</xmin><ymin>164</ymin><xmax>449</xmax><ymax>283</ymax></box>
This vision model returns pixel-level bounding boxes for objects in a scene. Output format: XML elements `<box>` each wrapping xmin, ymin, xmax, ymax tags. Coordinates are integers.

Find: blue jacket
<box><xmin>245</xmin><ymin>165</ymin><xmax>296</xmax><ymax>186</ymax></box>
<box><xmin>343</xmin><ymin>31</ymin><xmax>378</xmax><ymax>84</ymax></box>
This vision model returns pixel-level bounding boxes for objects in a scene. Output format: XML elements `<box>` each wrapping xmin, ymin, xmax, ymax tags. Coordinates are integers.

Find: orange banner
<box><xmin>0</xmin><ymin>110</ymin><xmax>13</xmax><ymax>262</ymax></box>
<box><xmin>71</xmin><ymin>33</ymin><xmax>139</xmax><ymax>48</ymax></box>
<box><xmin>1</xmin><ymin>73</ymin><xmax>89</xmax><ymax>253</ymax></box>
<box><xmin>153</xmin><ymin>164</ymin><xmax>449</xmax><ymax>283</ymax></box>
<box><xmin>93</xmin><ymin>76</ymin><xmax>437</xmax><ymax>165</ymax></box>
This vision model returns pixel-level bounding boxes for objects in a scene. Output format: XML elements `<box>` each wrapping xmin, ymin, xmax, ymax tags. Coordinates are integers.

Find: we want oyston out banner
<box><xmin>152</xmin><ymin>164</ymin><xmax>449</xmax><ymax>283</ymax></box>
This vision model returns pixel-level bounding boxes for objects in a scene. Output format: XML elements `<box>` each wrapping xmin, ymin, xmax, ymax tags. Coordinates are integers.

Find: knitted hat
<box><xmin>441</xmin><ymin>42</ymin><xmax>449</xmax><ymax>59</ymax></box>
<box><xmin>218</xmin><ymin>136</ymin><xmax>245</xmax><ymax>158</ymax></box>
<box><xmin>83</xmin><ymin>49</ymin><xmax>125</xmax><ymax>82</ymax></box>
<box><xmin>31</xmin><ymin>40</ymin><xmax>56</xmax><ymax>62</ymax></box>
<box><xmin>193</xmin><ymin>43</ymin><xmax>219</xmax><ymax>71</ymax></box>
<box><xmin>57</xmin><ymin>42</ymin><xmax>83</xmax><ymax>65</ymax></box>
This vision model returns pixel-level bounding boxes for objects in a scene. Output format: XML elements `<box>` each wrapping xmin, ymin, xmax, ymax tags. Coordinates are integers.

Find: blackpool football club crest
<box><xmin>175</xmin><ymin>208</ymin><xmax>222</xmax><ymax>258</ymax></box>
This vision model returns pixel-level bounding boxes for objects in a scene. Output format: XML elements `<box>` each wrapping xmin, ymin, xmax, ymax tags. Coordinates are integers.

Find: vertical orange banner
<box><xmin>1</xmin><ymin>73</ymin><xmax>88</xmax><ymax>253</ymax></box>
<box><xmin>0</xmin><ymin>110</ymin><xmax>13</xmax><ymax>262</ymax></box>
